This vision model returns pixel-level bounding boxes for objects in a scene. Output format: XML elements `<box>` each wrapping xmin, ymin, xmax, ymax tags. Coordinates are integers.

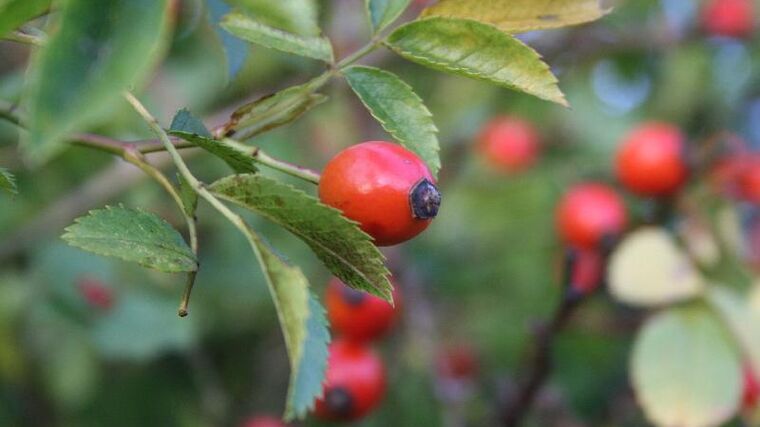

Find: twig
<box><xmin>500</xmin><ymin>250</ymin><xmax>587</xmax><ymax>427</ymax></box>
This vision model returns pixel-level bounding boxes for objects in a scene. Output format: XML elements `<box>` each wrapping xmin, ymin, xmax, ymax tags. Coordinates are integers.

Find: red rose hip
<box><xmin>701</xmin><ymin>0</ymin><xmax>755</xmax><ymax>38</ymax></box>
<box><xmin>556</xmin><ymin>183</ymin><xmax>628</xmax><ymax>249</ymax></box>
<box><xmin>615</xmin><ymin>122</ymin><xmax>689</xmax><ymax>197</ymax></box>
<box><xmin>319</xmin><ymin>141</ymin><xmax>441</xmax><ymax>246</ymax></box>
<box><xmin>314</xmin><ymin>339</ymin><xmax>386</xmax><ymax>422</ymax></box>
<box><xmin>477</xmin><ymin>116</ymin><xmax>540</xmax><ymax>173</ymax></box>
<box><xmin>326</xmin><ymin>277</ymin><xmax>399</xmax><ymax>343</ymax></box>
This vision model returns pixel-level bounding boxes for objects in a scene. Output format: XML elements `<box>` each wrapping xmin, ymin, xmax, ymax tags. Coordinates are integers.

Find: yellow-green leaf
<box><xmin>422</xmin><ymin>0</ymin><xmax>611</xmax><ymax>33</ymax></box>
<box><xmin>386</xmin><ymin>17</ymin><xmax>567</xmax><ymax>106</ymax></box>
<box><xmin>0</xmin><ymin>0</ymin><xmax>51</xmax><ymax>39</ymax></box>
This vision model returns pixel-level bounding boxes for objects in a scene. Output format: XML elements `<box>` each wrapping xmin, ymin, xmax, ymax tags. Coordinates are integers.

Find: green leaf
<box><xmin>0</xmin><ymin>0</ymin><xmax>51</xmax><ymax>39</ymax></box>
<box><xmin>366</xmin><ymin>0</ymin><xmax>411</xmax><ymax>33</ymax></box>
<box><xmin>177</xmin><ymin>173</ymin><xmax>198</xmax><ymax>217</ymax></box>
<box><xmin>24</xmin><ymin>0</ymin><xmax>170</xmax><ymax>162</ymax></box>
<box><xmin>343</xmin><ymin>65</ymin><xmax>440</xmax><ymax>177</ymax></box>
<box><xmin>169</xmin><ymin>108</ymin><xmax>211</xmax><ymax>138</ymax></box>
<box><xmin>221</xmin><ymin>12</ymin><xmax>333</xmax><ymax>63</ymax></box>
<box><xmin>385</xmin><ymin>17</ymin><xmax>567</xmax><ymax>106</ymax></box>
<box><xmin>168</xmin><ymin>131</ymin><xmax>258</xmax><ymax>174</ymax></box>
<box><xmin>226</xmin><ymin>0</ymin><xmax>321</xmax><ymax>36</ymax></box>
<box><xmin>631</xmin><ymin>305</ymin><xmax>741</xmax><ymax>427</ymax></box>
<box><xmin>607</xmin><ymin>227</ymin><xmax>705</xmax><ymax>307</ymax></box>
<box><xmin>210</xmin><ymin>174</ymin><xmax>393</xmax><ymax>301</ymax></box>
<box><xmin>421</xmin><ymin>0</ymin><xmax>611</xmax><ymax>33</ymax></box>
<box><xmin>237</xmin><ymin>221</ymin><xmax>329</xmax><ymax>420</ymax></box>
<box><xmin>707</xmin><ymin>286</ymin><xmax>760</xmax><ymax>379</ymax></box>
<box><xmin>224</xmin><ymin>78</ymin><xmax>328</xmax><ymax>140</ymax></box>
<box><xmin>0</xmin><ymin>167</ymin><xmax>17</xmax><ymax>195</ymax></box>
<box><xmin>61</xmin><ymin>206</ymin><xmax>197</xmax><ymax>273</ymax></box>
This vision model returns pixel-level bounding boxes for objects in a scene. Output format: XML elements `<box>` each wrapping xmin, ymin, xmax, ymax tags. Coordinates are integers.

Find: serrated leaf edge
<box><xmin>210</xmin><ymin>175</ymin><xmax>393</xmax><ymax>301</ymax></box>
<box><xmin>61</xmin><ymin>205</ymin><xmax>197</xmax><ymax>273</ymax></box>
<box><xmin>385</xmin><ymin>17</ymin><xmax>568</xmax><ymax>107</ymax></box>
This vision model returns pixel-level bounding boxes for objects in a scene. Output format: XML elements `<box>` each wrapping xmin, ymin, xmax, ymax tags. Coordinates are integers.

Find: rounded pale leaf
<box><xmin>677</xmin><ymin>217</ymin><xmax>720</xmax><ymax>268</ymax></box>
<box><xmin>707</xmin><ymin>286</ymin><xmax>760</xmax><ymax>377</ymax></box>
<box><xmin>631</xmin><ymin>305</ymin><xmax>741</xmax><ymax>427</ymax></box>
<box><xmin>608</xmin><ymin>227</ymin><xmax>705</xmax><ymax>306</ymax></box>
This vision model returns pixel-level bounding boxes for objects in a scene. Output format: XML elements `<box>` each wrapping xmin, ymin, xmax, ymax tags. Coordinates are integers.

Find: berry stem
<box><xmin>223</xmin><ymin>138</ymin><xmax>321</xmax><ymax>184</ymax></box>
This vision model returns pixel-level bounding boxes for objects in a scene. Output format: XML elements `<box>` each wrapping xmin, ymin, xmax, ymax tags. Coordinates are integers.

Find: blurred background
<box><xmin>1</xmin><ymin>0</ymin><xmax>759</xmax><ymax>426</ymax></box>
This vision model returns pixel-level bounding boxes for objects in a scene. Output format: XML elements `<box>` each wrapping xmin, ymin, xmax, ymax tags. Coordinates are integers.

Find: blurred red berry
<box><xmin>77</xmin><ymin>277</ymin><xmax>115</xmax><ymax>311</ymax></box>
<box><xmin>710</xmin><ymin>154</ymin><xmax>749</xmax><ymax>198</ymax></box>
<box><xmin>701</xmin><ymin>0</ymin><xmax>755</xmax><ymax>38</ymax></box>
<box><xmin>744</xmin><ymin>364</ymin><xmax>760</xmax><ymax>409</ymax></box>
<box><xmin>326</xmin><ymin>277</ymin><xmax>400</xmax><ymax>343</ymax></box>
<box><xmin>739</xmin><ymin>157</ymin><xmax>760</xmax><ymax>203</ymax></box>
<box><xmin>615</xmin><ymin>122</ymin><xmax>689</xmax><ymax>197</ymax></box>
<box><xmin>436</xmin><ymin>344</ymin><xmax>479</xmax><ymax>380</ymax></box>
<box><xmin>711</xmin><ymin>153</ymin><xmax>760</xmax><ymax>203</ymax></box>
<box><xmin>477</xmin><ymin>116</ymin><xmax>540</xmax><ymax>174</ymax></box>
<box><xmin>314</xmin><ymin>339</ymin><xmax>386</xmax><ymax>422</ymax></box>
<box><xmin>556</xmin><ymin>183</ymin><xmax>628</xmax><ymax>249</ymax></box>
<box><xmin>570</xmin><ymin>249</ymin><xmax>604</xmax><ymax>294</ymax></box>
<box><xmin>239</xmin><ymin>416</ymin><xmax>286</xmax><ymax>427</ymax></box>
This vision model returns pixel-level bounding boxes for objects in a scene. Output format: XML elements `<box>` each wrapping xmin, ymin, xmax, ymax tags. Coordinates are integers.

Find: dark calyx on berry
<box><xmin>410</xmin><ymin>178</ymin><xmax>441</xmax><ymax>219</ymax></box>
<box><xmin>340</xmin><ymin>285</ymin><xmax>366</xmax><ymax>306</ymax></box>
<box><xmin>323</xmin><ymin>386</ymin><xmax>354</xmax><ymax>419</ymax></box>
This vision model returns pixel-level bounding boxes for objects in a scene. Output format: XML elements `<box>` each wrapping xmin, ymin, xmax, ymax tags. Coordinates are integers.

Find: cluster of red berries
<box><xmin>701</xmin><ymin>0</ymin><xmax>756</xmax><ymax>39</ymax></box>
<box><xmin>313</xmin><ymin>278</ymin><xmax>400</xmax><ymax>422</ymax></box>
<box><xmin>236</xmin><ymin>279</ymin><xmax>400</xmax><ymax>426</ymax></box>
<box><xmin>555</xmin><ymin>121</ymin><xmax>694</xmax><ymax>293</ymax></box>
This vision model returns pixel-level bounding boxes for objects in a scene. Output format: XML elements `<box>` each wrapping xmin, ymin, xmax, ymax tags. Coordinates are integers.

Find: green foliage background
<box><xmin>0</xmin><ymin>0</ymin><xmax>759</xmax><ymax>426</ymax></box>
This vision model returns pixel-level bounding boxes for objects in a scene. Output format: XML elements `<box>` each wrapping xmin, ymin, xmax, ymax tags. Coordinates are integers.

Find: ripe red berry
<box><xmin>319</xmin><ymin>141</ymin><xmax>441</xmax><ymax>246</ymax></box>
<box><xmin>569</xmin><ymin>249</ymin><xmax>604</xmax><ymax>294</ymax></box>
<box><xmin>477</xmin><ymin>116</ymin><xmax>540</xmax><ymax>173</ymax></box>
<box><xmin>701</xmin><ymin>0</ymin><xmax>755</xmax><ymax>38</ymax></box>
<box><xmin>556</xmin><ymin>183</ymin><xmax>628</xmax><ymax>249</ymax></box>
<box><xmin>615</xmin><ymin>122</ymin><xmax>689</xmax><ymax>197</ymax></box>
<box><xmin>744</xmin><ymin>364</ymin><xmax>760</xmax><ymax>409</ymax></box>
<box><xmin>326</xmin><ymin>277</ymin><xmax>400</xmax><ymax>343</ymax></box>
<box><xmin>314</xmin><ymin>339</ymin><xmax>386</xmax><ymax>422</ymax></box>
<box><xmin>239</xmin><ymin>416</ymin><xmax>287</xmax><ymax>427</ymax></box>
<box><xmin>77</xmin><ymin>277</ymin><xmax>115</xmax><ymax>311</ymax></box>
